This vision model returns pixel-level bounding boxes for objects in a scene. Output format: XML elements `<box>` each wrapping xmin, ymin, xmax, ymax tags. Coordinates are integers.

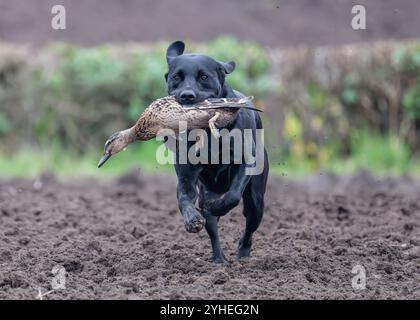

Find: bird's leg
<box><xmin>209</xmin><ymin>112</ymin><xmax>220</xmax><ymax>139</ymax></box>
<box><xmin>195</xmin><ymin>130</ymin><xmax>206</xmax><ymax>152</ymax></box>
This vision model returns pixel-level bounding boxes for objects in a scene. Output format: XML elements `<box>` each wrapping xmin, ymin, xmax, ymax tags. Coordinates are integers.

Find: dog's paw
<box><xmin>184</xmin><ymin>209</ymin><xmax>205</xmax><ymax>233</ymax></box>
<box><xmin>237</xmin><ymin>238</ymin><xmax>252</xmax><ymax>260</ymax></box>
<box><xmin>237</xmin><ymin>247</ymin><xmax>252</xmax><ymax>260</ymax></box>
<box><xmin>212</xmin><ymin>254</ymin><xmax>229</xmax><ymax>264</ymax></box>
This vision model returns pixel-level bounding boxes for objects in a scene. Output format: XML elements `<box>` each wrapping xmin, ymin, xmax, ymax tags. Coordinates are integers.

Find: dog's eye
<box><xmin>200</xmin><ymin>74</ymin><xmax>208</xmax><ymax>81</ymax></box>
<box><xmin>172</xmin><ymin>74</ymin><xmax>180</xmax><ymax>81</ymax></box>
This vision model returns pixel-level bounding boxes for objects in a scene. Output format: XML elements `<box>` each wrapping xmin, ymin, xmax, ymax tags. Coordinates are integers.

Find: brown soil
<box><xmin>0</xmin><ymin>0</ymin><xmax>419</xmax><ymax>47</ymax></box>
<box><xmin>0</xmin><ymin>170</ymin><xmax>418</xmax><ymax>299</ymax></box>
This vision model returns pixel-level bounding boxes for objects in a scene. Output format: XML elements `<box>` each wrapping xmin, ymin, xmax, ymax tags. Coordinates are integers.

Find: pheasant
<box><xmin>97</xmin><ymin>95</ymin><xmax>260</xmax><ymax>168</ymax></box>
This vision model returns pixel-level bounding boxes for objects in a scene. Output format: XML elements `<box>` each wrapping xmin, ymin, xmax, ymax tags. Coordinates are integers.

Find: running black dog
<box><xmin>165</xmin><ymin>41</ymin><xmax>269</xmax><ymax>263</ymax></box>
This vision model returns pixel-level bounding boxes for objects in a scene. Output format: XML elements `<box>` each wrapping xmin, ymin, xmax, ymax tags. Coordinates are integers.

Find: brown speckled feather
<box><xmin>133</xmin><ymin>96</ymin><xmax>258</xmax><ymax>140</ymax></box>
<box><xmin>98</xmin><ymin>95</ymin><xmax>260</xmax><ymax>168</ymax></box>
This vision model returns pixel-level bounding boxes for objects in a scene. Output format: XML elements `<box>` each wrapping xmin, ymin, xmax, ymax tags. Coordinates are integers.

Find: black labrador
<box><xmin>165</xmin><ymin>41</ymin><xmax>269</xmax><ymax>263</ymax></box>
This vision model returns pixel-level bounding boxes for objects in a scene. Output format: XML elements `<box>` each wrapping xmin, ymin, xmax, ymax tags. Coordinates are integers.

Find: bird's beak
<box><xmin>97</xmin><ymin>153</ymin><xmax>112</xmax><ymax>168</ymax></box>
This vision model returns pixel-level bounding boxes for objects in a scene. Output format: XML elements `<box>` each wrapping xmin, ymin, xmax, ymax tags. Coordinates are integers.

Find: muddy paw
<box><xmin>237</xmin><ymin>238</ymin><xmax>252</xmax><ymax>260</ymax></box>
<box><xmin>184</xmin><ymin>210</ymin><xmax>205</xmax><ymax>233</ymax></box>
<box><xmin>237</xmin><ymin>247</ymin><xmax>251</xmax><ymax>260</ymax></box>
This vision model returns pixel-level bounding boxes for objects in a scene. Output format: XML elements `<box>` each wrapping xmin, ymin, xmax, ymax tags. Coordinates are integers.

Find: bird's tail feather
<box><xmin>192</xmin><ymin>105</ymin><xmax>262</xmax><ymax>112</ymax></box>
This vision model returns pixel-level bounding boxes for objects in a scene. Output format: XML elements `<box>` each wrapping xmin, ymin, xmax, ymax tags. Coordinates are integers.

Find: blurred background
<box><xmin>1</xmin><ymin>0</ymin><xmax>420</xmax><ymax>178</ymax></box>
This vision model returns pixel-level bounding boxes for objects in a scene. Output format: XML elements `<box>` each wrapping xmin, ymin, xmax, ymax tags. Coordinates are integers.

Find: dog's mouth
<box><xmin>178</xmin><ymin>99</ymin><xmax>196</xmax><ymax>105</ymax></box>
<box><xmin>177</xmin><ymin>95</ymin><xmax>217</xmax><ymax>106</ymax></box>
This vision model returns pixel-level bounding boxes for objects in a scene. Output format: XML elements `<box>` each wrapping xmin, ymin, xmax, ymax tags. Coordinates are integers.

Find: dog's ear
<box><xmin>166</xmin><ymin>41</ymin><xmax>185</xmax><ymax>64</ymax></box>
<box><xmin>218</xmin><ymin>60</ymin><xmax>236</xmax><ymax>74</ymax></box>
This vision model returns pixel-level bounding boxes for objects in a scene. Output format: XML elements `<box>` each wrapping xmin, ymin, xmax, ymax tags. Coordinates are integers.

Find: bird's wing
<box><xmin>184</xmin><ymin>105</ymin><xmax>262</xmax><ymax>112</ymax></box>
<box><xmin>183</xmin><ymin>96</ymin><xmax>261</xmax><ymax>112</ymax></box>
<box><xmin>204</xmin><ymin>96</ymin><xmax>254</xmax><ymax>104</ymax></box>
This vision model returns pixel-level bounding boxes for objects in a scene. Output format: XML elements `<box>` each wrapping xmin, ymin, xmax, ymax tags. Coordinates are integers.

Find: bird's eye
<box><xmin>172</xmin><ymin>74</ymin><xmax>180</xmax><ymax>81</ymax></box>
<box><xmin>200</xmin><ymin>74</ymin><xmax>208</xmax><ymax>81</ymax></box>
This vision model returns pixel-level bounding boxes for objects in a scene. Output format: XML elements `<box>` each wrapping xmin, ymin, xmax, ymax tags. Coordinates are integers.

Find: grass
<box><xmin>269</xmin><ymin>132</ymin><xmax>420</xmax><ymax>177</ymax></box>
<box><xmin>2</xmin><ymin>133</ymin><xmax>420</xmax><ymax>179</ymax></box>
<box><xmin>0</xmin><ymin>140</ymin><xmax>174</xmax><ymax>179</ymax></box>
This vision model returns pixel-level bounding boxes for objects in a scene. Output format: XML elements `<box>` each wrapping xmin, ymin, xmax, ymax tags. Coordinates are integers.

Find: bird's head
<box><xmin>97</xmin><ymin>130</ymin><xmax>130</xmax><ymax>168</ymax></box>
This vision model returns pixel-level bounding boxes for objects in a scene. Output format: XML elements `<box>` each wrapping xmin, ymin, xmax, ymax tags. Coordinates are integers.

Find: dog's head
<box><xmin>165</xmin><ymin>41</ymin><xmax>236</xmax><ymax>105</ymax></box>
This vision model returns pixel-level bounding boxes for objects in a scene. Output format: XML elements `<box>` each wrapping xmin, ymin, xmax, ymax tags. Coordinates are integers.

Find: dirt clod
<box><xmin>211</xmin><ymin>270</ymin><xmax>230</xmax><ymax>285</ymax></box>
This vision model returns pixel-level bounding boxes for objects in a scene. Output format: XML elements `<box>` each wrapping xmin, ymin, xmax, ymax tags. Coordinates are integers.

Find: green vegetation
<box><xmin>266</xmin><ymin>40</ymin><xmax>420</xmax><ymax>177</ymax></box>
<box><xmin>0</xmin><ymin>37</ymin><xmax>272</xmax><ymax>154</ymax></box>
<box><xmin>2</xmin><ymin>131</ymin><xmax>420</xmax><ymax>178</ymax></box>
<box><xmin>270</xmin><ymin>131</ymin><xmax>420</xmax><ymax>177</ymax></box>
<box><xmin>0</xmin><ymin>141</ymin><xmax>173</xmax><ymax>179</ymax></box>
<box><xmin>1</xmin><ymin>38</ymin><xmax>420</xmax><ymax>178</ymax></box>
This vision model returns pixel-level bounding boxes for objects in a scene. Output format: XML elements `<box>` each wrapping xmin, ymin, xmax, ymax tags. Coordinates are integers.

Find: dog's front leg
<box><xmin>204</xmin><ymin>165</ymin><xmax>252</xmax><ymax>216</ymax></box>
<box><xmin>175</xmin><ymin>165</ymin><xmax>205</xmax><ymax>233</ymax></box>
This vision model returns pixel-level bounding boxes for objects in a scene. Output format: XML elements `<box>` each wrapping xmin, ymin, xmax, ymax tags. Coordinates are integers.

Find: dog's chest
<box><xmin>200</xmin><ymin>164</ymin><xmax>232</xmax><ymax>193</ymax></box>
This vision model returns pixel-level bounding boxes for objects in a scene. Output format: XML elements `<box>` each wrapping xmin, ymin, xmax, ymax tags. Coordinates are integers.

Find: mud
<box><xmin>0</xmin><ymin>170</ymin><xmax>419</xmax><ymax>299</ymax></box>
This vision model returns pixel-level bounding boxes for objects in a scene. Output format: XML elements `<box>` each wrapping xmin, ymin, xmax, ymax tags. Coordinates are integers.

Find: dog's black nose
<box><xmin>179</xmin><ymin>90</ymin><xmax>196</xmax><ymax>103</ymax></box>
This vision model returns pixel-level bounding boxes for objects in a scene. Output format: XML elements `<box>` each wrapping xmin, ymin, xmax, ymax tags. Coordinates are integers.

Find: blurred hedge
<box><xmin>268</xmin><ymin>40</ymin><xmax>420</xmax><ymax>164</ymax></box>
<box><xmin>1</xmin><ymin>37</ymin><xmax>420</xmax><ymax>166</ymax></box>
<box><xmin>0</xmin><ymin>37</ymin><xmax>272</xmax><ymax>153</ymax></box>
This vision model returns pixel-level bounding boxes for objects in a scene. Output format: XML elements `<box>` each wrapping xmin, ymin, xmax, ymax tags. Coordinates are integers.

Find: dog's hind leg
<box><xmin>238</xmin><ymin>181</ymin><xmax>264</xmax><ymax>259</ymax></box>
<box><xmin>198</xmin><ymin>185</ymin><xmax>227</xmax><ymax>264</ymax></box>
<box><xmin>237</xmin><ymin>154</ymin><xmax>268</xmax><ymax>259</ymax></box>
